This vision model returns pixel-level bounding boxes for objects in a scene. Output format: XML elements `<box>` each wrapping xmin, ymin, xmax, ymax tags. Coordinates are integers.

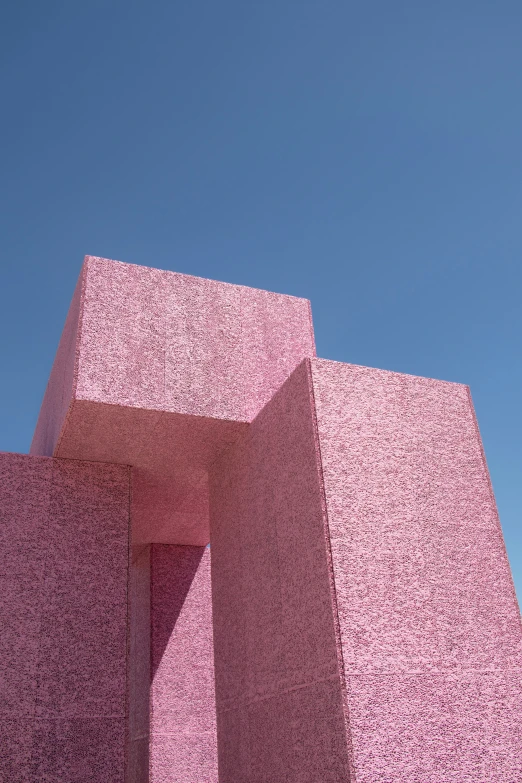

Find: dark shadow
<box><xmin>150</xmin><ymin>543</ymin><xmax>206</xmax><ymax>678</ymax></box>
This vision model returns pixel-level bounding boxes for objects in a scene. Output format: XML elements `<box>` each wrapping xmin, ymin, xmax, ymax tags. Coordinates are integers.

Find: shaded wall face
<box><xmin>209</xmin><ymin>362</ymin><xmax>352</xmax><ymax>783</ymax></box>
<box><xmin>128</xmin><ymin>544</ymin><xmax>218</xmax><ymax>783</ymax></box>
<box><xmin>150</xmin><ymin>545</ymin><xmax>217</xmax><ymax>783</ymax></box>
<box><xmin>0</xmin><ymin>452</ymin><xmax>129</xmax><ymax>783</ymax></box>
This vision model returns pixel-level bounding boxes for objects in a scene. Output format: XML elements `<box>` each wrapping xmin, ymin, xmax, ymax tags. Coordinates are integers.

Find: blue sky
<box><xmin>1</xmin><ymin>1</ymin><xmax>520</xmax><ymax>597</ymax></box>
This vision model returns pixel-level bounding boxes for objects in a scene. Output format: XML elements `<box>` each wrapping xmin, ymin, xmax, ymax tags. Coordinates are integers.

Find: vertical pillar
<box><xmin>209</xmin><ymin>362</ymin><xmax>352</xmax><ymax>782</ymax></box>
<box><xmin>128</xmin><ymin>544</ymin><xmax>218</xmax><ymax>783</ymax></box>
<box><xmin>150</xmin><ymin>545</ymin><xmax>217</xmax><ymax>782</ymax></box>
<box><xmin>128</xmin><ymin>545</ymin><xmax>151</xmax><ymax>783</ymax></box>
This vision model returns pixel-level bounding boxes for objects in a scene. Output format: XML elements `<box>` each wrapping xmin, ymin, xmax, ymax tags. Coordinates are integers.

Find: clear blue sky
<box><xmin>1</xmin><ymin>2</ymin><xmax>520</xmax><ymax>597</ymax></box>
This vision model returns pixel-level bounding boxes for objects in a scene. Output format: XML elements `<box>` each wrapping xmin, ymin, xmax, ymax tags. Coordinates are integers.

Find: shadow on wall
<box><xmin>151</xmin><ymin>545</ymin><xmax>207</xmax><ymax>678</ymax></box>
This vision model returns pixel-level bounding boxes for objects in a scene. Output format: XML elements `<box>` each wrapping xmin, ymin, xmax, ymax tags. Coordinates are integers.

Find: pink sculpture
<box><xmin>1</xmin><ymin>255</ymin><xmax>520</xmax><ymax>782</ymax></box>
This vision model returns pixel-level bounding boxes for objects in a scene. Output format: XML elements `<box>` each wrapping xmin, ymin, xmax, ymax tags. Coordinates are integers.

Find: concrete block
<box><xmin>0</xmin><ymin>718</ymin><xmax>35</xmax><ymax>783</ymax></box>
<box><xmin>0</xmin><ymin>453</ymin><xmax>52</xmax><ymax>720</ymax></box>
<box><xmin>0</xmin><ymin>572</ymin><xmax>42</xmax><ymax>718</ymax></box>
<box><xmin>30</xmin><ymin>256</ymin><xmax>315</xmax><ymax>546</ymax></box>
<box><xmin>209</xmin><ymin>358</ymin><xmax>522</xmax><ymax>782</ymax></box>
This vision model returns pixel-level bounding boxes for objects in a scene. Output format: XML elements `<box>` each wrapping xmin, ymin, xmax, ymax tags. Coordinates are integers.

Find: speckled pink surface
<box><xmin>0</xmin><ymin>451</ymin><xmax>129</xmax><ymax>783</ymax></box>
<box><xmin>30</xmin><ymin>256</ymin><xmax>315</xmax><ymax>545</ymax></box>
<box><xmin>127</xmin><ymin>544</ymin><xmax>218</xmax><ymax>783</ymax></box>
<box><xmin>5</xmin><ymin>257</ymin><xmax>521</xmax><ymax>782</ymax></box>
<box><xmin>209</xmin><ymin>362</ymin><xmax>352</xmax><ymax>782</ymax></box>
<box><xmin>128</xmin><ymin>545</ymin><xmax>151</xmax><ymax>783</ymax></box>
<box><xmin>310</xmin><ymin>358</ymin><xmax>522</xmax><ymax>782</ymax></box>
<box><xmin>150</xmin><ymin>545</ymin><xmax>217</xmax><ymax>783</ymax></box>
<box><xmin>209</xmin><ymin>358</ymin><xmax>522</xmax><ymax>782</ymax></box>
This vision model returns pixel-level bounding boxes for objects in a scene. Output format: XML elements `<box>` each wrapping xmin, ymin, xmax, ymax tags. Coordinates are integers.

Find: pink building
<box><xmin>1</xmin><ymin>256</ymin><xmax>521</xmax><ymax>782</ymax></box>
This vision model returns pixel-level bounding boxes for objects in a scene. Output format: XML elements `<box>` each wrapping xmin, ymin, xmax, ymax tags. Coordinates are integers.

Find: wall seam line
<box><xmin>306</xmin><ymin>358</ymin><xmax>357</xmax><ymax>783</ymax></box>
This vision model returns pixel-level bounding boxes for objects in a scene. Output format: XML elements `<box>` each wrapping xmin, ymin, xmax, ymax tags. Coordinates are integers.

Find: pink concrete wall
<box><xmin>30</xmin><ymin>255</ymin><xmax>315</xmax><ymax>453</ymax></box>
<box><xmin>18</xmin><ymin>255</ymin><xmax>521</xmax><ymax>782</ymax></box>
<box><xmin>128</xmin><ymin>545</ymin><xmax>151</xmax><ymax>783</ymax></box>
<box><xmin>30</xmin><ymin>256</ymin><xmax>315</xmax><ymax>547</ymax></box>
<box><xmin>150</xmin><ymin>545</ymin><xmax>217</xmax><ymax>783</ymax></box>
<box><xmin>54</xmin><ymin>402</ymin><xmax>245</xmax><ymax>545</ymax></box>
<box><xmin>209</xmin><ymin>361</ymin><xmax>352</xmax><ymax>782</ymax></box>
<box><xmin>128</xmin><ymin>544</ymin><xmax>218</xmax><ymax>783</ymax></box>
<box><xmin>27</xmin><ymin>257</ymin><xmax>315</xmax><ymax>779</ymax></box>
<box><xmin>209</xmin><ymin>358</ymin><xmax>522</xmax><ymax>782</ymax></box>
<box><xmin>0</xmin><ymin>452</ymin><xmax>129</xmax><ymax>783</ymax></box>
<box><xmin>310</xmin><ymin>358</ymin><xmax>522</xmax><ymax>782</ymax></box>
<box><xmin>75</xmin><ymin>256</ymin><xmax>315</xmax><ymax>420</ymax></box>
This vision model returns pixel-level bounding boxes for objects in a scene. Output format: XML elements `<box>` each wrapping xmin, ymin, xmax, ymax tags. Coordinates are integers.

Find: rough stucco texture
<box><xmin>73</xmin><ymin>256</ymin><xmax>315</xmax><ymax>421</ymax></box>
<box><xmin>209</xmin><ymin>358</ymin><xmax>522</xmax><ymax>782</ymax></box>
<box><xmin>0</xmin><ymin>451</ymin><xmax>129</xmax><ymax>783</ymax></box>
<box><xmin>30</xmin><ymin>256</ymin><xmax>315</xmax><ymax>545</ymax></box>
<box><xmin>7</xmin><ymin>256</ymin><xmax>522</xmax><ymax>783</ymax></box>
<box><xmin>128</xmin><ymin>545</ymin><xmax>151</xmax><ymax>783</ymax></box>
<box><xmin>310</xmin><ymin>358</ymin><xmax>522</xmax><ymax>782</ymax></box>
<box><xmin>209</xmin><ymin>361</ymin><xmax>352</xmax><ymax>783</ymax></box>
<box><xmin>150</xmin><ymin>545</ymin><xmax>217</xmax><ymax>783</ymax></box>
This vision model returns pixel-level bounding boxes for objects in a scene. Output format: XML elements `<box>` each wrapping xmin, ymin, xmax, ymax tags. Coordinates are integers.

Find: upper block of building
<box><xmin>30</xmin><ymin>256</ymin><xmax>316</xmax><ymax>545</ymax></box>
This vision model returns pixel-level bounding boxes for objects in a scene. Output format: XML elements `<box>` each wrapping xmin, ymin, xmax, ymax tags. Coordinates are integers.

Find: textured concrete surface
<box><xmin>311</xmin><ymin>358</ymin><xmax>522</xmax><ymax>782</ymax></box>
<box><xmin>0</xmin><ymin>452</ymin><xmax>129</xmax><ymax>783</ymax></box>
<box><xmin>6</xmin><ymin>257</ymin><xmax>521</xmax><ymax>782</ymax></box>
<box><xmin>209</xmin><ymin>362</ymin><xmax>352</xmax><ymax>783</ymax></box>
<box><xmin>72</xmin><ymin>256</ymin><xmax>315</xmax><ymax>420</ymax></box>
<box><xmin>150</xmin><ymin>545</ymin><xmax>217</xmax><ymax>783</ymax></box>
<box><xmin>55</xmin><ymin>401</ymin><xmax>245</xmax><ymax>545</ymax></box>
<box><xmin>128</xmin><ymin>544</ymin><xmax>218</xmax><ymax>783</ymax></box>
<box><xmin>28</xmin><ymin>257</ymin><xmax>314</xmax><ymax>780</ymax></box>
<box><xmin>31</xmin><ymin>255</ymin><xmax>315</xmax><ymax>545</ymax></box>
<box><xmin>209</xmin><ymin>358</ymin><xmax>522</xmax><ymax>782</ymax></box>
<box><xmin>128</xmin><ymin>545</ymin><xmax>151</xmax><ymax>783</ymax></box>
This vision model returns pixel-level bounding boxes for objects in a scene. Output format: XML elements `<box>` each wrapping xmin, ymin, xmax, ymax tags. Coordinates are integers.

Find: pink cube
<box><xmin>31</xmin><ymin>256</ymin><xmax>315</xmax><ymax>545</ymax></box>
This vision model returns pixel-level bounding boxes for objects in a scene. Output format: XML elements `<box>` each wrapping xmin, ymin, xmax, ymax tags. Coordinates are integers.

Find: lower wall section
<box><xmin>150</xmin><ymin>545</ymin><xmax>218</xmax><ymax>783</ymax></box>
<box><xmin>128</xmin><ymin>545</ymin><xmax>151</xmax><ymax>783</ymax></box>
<box><xmin>128</xmin><ymin>543</ymin><xmax>218</xmax><ymax>783</ymax></box>
<box><xmin>5</xmin><ymin>351</ymin><xmax>522</xmax><ymax>783</ymax></box>
<box><xmin>0</xmin><ymin>452</ymin><xmax>129</xmax><ymax>783</ymax></box>
<box><xmin>346</xmin><ymin>671</ymin><xmax>522</xmax><ymax>783</ymax></box>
